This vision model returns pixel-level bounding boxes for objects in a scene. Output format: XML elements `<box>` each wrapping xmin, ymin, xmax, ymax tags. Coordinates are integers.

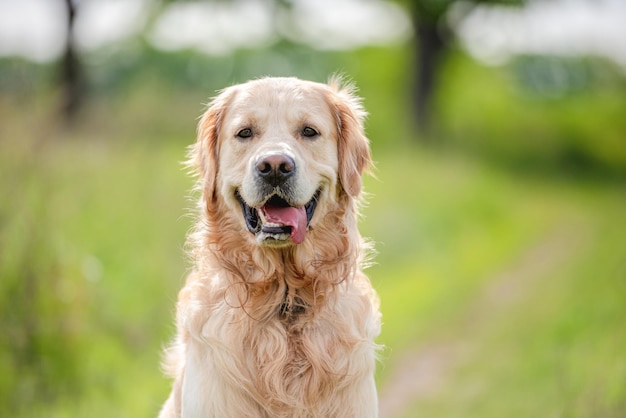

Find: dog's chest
<box><xmin>239</xmin><ymin>312</ymin><xmax>353</xmax><ymax>407</ymax></box>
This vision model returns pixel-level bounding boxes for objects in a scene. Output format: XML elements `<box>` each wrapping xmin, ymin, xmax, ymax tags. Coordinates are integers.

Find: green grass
<box><xmin>2</xmin><ymin>128</ymin><xmax>623</xmax><ymax>416</ymax></box>
<box><xmin>364</xmin><ymin>148</ymin><xmax>625</xmax><ymax>417</ymax></box>
<box><xmin>0</xmin><ymin>129</ymin><xmax>191</xmax><ymax>416</ymax></box>
<box><xmin>364</xmin><ymin>149</ymin><xmax>566</xmax><ymax>350</ymax></box>
<box><xmin>392</xmin><ymin>184</ymin><xmax>626</xmax><ymax>417</ymax></box>
<box><xmin>1</xmin><ymin>47</ymin><xmax>624</xmax><ymax>416</ymax></box>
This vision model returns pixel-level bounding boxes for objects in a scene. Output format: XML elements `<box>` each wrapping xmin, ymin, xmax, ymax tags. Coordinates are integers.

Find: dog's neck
<box><xmin>192</xmin><ymin>195</ymin><xmax>362</xmax><ymax>322</ymax></box>
<box><xmin>279</xmin><ymin>291</ymin><xmax>307</xmax><ymax>319</ymax></box>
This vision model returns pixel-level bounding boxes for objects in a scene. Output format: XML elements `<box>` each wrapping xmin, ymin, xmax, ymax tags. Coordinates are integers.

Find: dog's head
<box><xmin>191</xmin><ymin>77</ymin><xmax>371</xmax><ymax>248</ymax></box>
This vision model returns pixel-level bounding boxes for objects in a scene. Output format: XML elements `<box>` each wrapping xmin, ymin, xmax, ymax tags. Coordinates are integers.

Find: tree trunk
<box><xmin>412</xmin><ymin>20</ymin><xmax>447</xmax><ymax>137</ymax></box>
<box><xmin>60</xmin><ymin>0</ymin><xmax>82</xmax><ymax>123</ymax></box>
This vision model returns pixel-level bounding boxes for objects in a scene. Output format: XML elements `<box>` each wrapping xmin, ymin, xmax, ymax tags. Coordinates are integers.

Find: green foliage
<box><xmin>6</xmin><ymin>42</ymin><xmax>623</xmax><ymax>175</ymax></box>
<box><xmin>434</xmin><ymin>51</ymin><xmax>626</xmax><ymax>176</ymax></box>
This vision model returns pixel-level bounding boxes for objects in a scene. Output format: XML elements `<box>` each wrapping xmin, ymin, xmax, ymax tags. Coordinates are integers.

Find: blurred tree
<box><xmin>400</xmin><ymin>0</ymin><xmax>524</xmax><ymax>136</ymax></box>
<box><xmin>59</xmin><ymin>0</ymin><xmax>83</xmax><ymax>123</ymax></box>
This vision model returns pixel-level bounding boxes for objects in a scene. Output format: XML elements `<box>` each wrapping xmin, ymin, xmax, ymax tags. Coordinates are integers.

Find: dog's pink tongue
<box><xmin>262</xmin><ymin>205</ymin><xmax>307</xmax><ymax>244</ymax></box>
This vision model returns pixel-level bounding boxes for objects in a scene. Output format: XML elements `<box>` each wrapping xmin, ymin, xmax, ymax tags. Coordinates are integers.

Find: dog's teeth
<box><xmin>258</xmin><ymin>210</ymin><xmax>284</xmax><ymax>228</ymax></box>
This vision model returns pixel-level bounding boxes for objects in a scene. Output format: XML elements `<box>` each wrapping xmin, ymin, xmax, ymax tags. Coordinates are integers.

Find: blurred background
<box><xmin>0</xmin><ymin>0</ymin><xmax>624</xmax><ymax>416</ymax></box>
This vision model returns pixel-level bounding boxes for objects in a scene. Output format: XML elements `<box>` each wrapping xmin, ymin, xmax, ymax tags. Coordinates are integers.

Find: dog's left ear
<box><xmin>190</xmin><ymin>87</ymin><xmax>235</xmax><ymax>201</ymax></box>
<box><xmin>327</xmin><ymin>81</ymin><xmax>373</xmax><ymax>198</ymax></box>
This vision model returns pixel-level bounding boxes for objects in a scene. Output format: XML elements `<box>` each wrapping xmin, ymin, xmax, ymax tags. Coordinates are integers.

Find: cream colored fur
<box><xmin>159</xmin><ymin>77</ymin><xmax>381</xmax><ymax>418</ymax></box>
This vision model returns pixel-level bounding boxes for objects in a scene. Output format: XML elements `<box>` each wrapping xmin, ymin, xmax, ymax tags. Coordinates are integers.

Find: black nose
<box><xmin>255</xmin><ymin>154</ymin><xmax>296</xmax><ymax>186</ymax></box>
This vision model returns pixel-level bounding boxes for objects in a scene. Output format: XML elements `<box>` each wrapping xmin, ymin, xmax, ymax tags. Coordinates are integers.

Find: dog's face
<box><xmin>194</xmin><ymin>77</ymin><xmax>371</xmax><ymax>247</ymax></box>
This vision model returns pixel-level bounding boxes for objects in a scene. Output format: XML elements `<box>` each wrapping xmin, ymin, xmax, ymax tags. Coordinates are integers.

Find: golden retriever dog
<box><xmin>159</xmin><ymin>77</ymin><xmax>381</xmax><ymax>418</ymax></box>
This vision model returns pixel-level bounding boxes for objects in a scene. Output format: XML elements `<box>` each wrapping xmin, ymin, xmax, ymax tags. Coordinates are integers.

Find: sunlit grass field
<box><xmin>1</xmin><ymin>45</ymin><xmax>625</xmax><ymax>416</ymax></box>
<box><xmin>1</xmin><ymin>124</ymin><xmax>623</xmax><ymax>417</ymax></box>
<box><xmin>369</xmin><ymin>152</ymin><xmax>625</xmax><ymax>417</ymax></box>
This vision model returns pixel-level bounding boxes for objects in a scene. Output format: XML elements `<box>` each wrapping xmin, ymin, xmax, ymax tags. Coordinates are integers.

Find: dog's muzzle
<box><xmin>236</xmin><ymin>190</ymin><xmax>320</xmax><ymax>245</ymax></box>
<box><xmin>234</xmin><ymin>152</ymin><xmax>319</xmax><ymax>245</ymax></box>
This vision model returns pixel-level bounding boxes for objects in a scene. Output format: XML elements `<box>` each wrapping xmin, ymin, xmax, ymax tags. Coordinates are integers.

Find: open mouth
<box><xmin>236</xmin><ymin>190</ymin><xmax>320</xmax><ymax>244</ymax></box>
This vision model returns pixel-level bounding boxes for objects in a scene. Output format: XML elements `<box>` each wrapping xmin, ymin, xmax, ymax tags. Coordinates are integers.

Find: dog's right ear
<box><xmin>326</xmin><ymin>77</ymin><xmax>372</xmax><ymax>198</ymax></box>
<box><xmin>189</xmin><ymin>88</ymin><xmax>235</xmax><ymax>201</ymax></box>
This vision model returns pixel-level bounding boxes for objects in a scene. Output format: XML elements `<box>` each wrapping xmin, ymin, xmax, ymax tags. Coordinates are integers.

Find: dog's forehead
<box><xmin>227</xmin><ymin>79</ymin><xmax>333</xmax><ymax>122</ymax></box>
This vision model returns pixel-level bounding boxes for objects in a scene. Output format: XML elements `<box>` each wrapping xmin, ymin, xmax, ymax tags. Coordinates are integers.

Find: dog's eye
<box><xmin>301</xmin><ymin>127</ymin><xmax>319</xmax><ymax>138</ymax></box>
<box><xmin>236</xmin><ymin>128</ymin><xmax>253</xmax><ymax>139</ymax></box>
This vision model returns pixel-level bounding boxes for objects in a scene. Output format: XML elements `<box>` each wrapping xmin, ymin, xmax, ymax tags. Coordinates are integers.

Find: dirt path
<box><xmin>377</xmin><ymin>226</ymin><xmax>585</xmax><ymax>418</ymax></box>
